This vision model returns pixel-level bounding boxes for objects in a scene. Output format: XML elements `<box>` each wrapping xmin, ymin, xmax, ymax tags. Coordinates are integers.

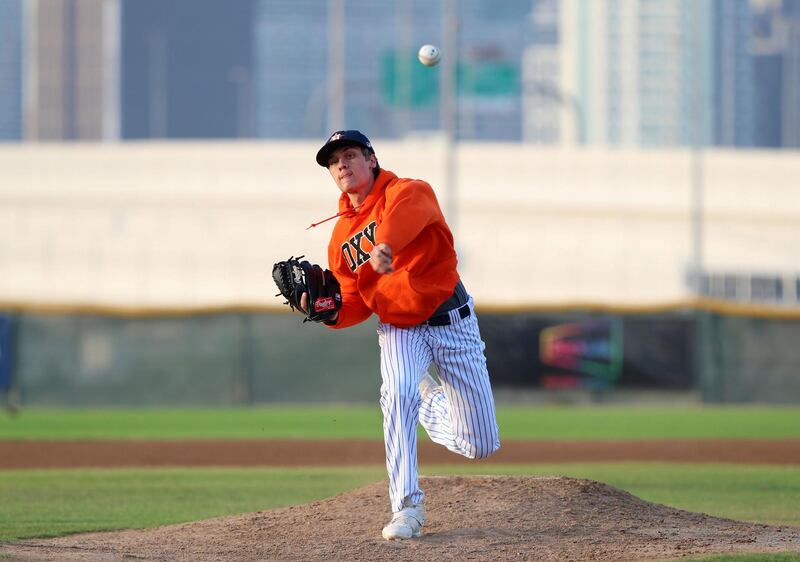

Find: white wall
<box><xmin>0</xmin><ymin>140</ymin><xmax>798</xmax><ymax>308</ymax></box>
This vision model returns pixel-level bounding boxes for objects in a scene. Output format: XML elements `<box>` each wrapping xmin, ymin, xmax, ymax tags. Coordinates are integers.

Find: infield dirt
<box><xmin>3</xmin><ymin>475</ymin><xmax>800</xmax><ymax>561</ymax></box>
<box><xmin>2</xmin><ymin>438</ymin><xmax>799</xmax><ymax>468</ymax></box>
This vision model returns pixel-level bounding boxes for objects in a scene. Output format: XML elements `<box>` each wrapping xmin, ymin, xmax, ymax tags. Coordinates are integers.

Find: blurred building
<box><xmin>9</xmin><ymin>0</ymin><xmax>254</xmax><ymax>141</ymax></box>
<box><xmin>750</xmin><ymin>0</ymin><xmax>800</xmax><ymax>148</ymax></box>
<box><xmin>22</xmin><ymin>0</ymin><xmax>120</xmax><ymax>141</ymax></box>
<box><xmin>556</xmin><ymin>0</ymin><xmax>715</xmax><ymax>147</ymax></box>
<box><xmin>3</xmin><ymin>0</ymin><xmax>799</xmax><ymax>147</ymax></box>
<box><xmin>554</xmin><ymin>0</ymin><xmax>800</xmax><ymax>148</ymax></box>
<box><xmin>0</xmin><ymin>0</ymin><xmax>23</xmax><ymax>140</ymax></box>
<box><xmin>714</xmin><ymin>0</ymin><xmax>757</xmax><ymax>147</ymax></box>
<box><xmin>120</xmin><ymin>0</ymin><xmax>255</xmax><ymax>139</ymax></box>
<box><xmin>712</xmin><ymin>0</ymin><xmax>800</xmax><ymax>149</ymax></box>
<box><xmin>521</xmin><ymin>0</ymin><xmax>561</xmax><ymax>143</ymax></box>
<box><xmin>254</xmin><ymin>0</ymin><xmax>531</xmax><ymax>140</ymax></box>
<box><xmin>253</xmin><ymin>1</ymin><xmax>341</xmax><ymax>139</ymax></box>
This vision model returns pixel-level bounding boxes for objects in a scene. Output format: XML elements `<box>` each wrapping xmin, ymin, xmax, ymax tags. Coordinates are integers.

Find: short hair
<box><xmin>360</xmin><ymin>147</ymin><xmax>381</xmax><ymax>178</ymax></box>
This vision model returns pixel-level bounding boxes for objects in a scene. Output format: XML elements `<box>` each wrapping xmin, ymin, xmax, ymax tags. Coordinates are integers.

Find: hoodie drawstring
<box><xmin>306</xmin><ymin>206</ymin><xmax>359</xmax><ymax>230</ymax></box>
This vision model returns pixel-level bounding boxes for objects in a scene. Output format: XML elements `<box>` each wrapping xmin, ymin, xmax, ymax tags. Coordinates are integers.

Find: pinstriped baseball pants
<box><xmin>377</xmin><ymin>297</ymin><xmax>500</xmax><ymax>513</ymax></box>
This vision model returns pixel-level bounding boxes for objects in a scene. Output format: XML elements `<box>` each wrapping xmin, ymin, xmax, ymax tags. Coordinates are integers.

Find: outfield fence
<box><xmin>2</xmin><ymin>300</ymin><xmax>798</xmax><ymax>407</ymax></box>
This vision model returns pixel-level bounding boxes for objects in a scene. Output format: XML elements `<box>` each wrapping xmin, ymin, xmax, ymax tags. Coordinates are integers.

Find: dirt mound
<box><xmin>3</xmin><ymin>476</ymin><xmax>800</xmax><ymax>561</ymax></box>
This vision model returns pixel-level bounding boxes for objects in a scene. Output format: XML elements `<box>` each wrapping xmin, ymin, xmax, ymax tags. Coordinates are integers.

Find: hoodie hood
<box><xmin>337</xmin><ymin>169</ymin><xmax>397</xmax><ymax>216</ymax></box>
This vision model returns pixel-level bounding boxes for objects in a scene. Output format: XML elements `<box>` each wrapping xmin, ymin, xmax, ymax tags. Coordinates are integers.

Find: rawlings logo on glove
<box><xmin>272</xmin><ymin>256</ymin><xmax>342</xmax><ymax>323</ymax></box>
<box><xmin>313</xmin><ymin>296</ymin><xmax>337</xmax><ymax>312</ymax></box>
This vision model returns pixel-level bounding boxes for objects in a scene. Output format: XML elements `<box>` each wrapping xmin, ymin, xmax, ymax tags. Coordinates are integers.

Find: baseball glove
<box><xmin>272</xmin><ymin>256</ymin><xmax>342</xmax><ymax>323</ymax></box>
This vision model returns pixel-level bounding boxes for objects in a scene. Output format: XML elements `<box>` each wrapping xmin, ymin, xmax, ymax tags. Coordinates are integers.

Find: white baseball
<box><xmin>418</xmin><ymin>44</ymin><xmax>441</xmax><ymax>67</ymax></box>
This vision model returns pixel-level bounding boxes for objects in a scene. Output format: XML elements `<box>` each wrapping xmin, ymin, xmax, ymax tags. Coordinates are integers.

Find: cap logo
<box><xmin>329</xmin><ymin>133</ymin><xmax>343</xmax><ymax>141</ymax></box>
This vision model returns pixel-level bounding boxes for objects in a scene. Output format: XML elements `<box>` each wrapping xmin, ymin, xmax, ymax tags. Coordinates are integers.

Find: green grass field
<box><xmin>2</xmin><ymin>464</ymin><xmax>799</xmax><ymax>542</ymax></box>
<box><xmin>682</xmin><ymin>552</ymin><xmax>800</xmax><ymax>562</ymax></box>
<box><xmin>1</xmin><ymin>406</ymin><xmax>799</xmax><ymax>561</ymax></box>
<box><xmin>2</xmin><ymin>405</ymin><xmax>799</xmax><ymax>440</ymax></box>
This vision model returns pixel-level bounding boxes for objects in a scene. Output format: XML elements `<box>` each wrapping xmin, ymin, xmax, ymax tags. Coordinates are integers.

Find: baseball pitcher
<box><xmin>273</xmin><ymin>130</ymin><xmax>500</xmax><ymax>540</ymax></box>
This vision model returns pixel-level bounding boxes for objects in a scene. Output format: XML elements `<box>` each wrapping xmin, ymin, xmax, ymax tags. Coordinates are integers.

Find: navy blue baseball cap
<box><xmin>316</xmin><ymin>130</ymin><xmax>376</xmax><ymax>167</ymax></box>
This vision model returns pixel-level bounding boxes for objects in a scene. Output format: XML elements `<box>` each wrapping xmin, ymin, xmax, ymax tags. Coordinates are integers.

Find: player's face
<box><xmin>327</xmin><ymin>146</ymin><xmax>376</xmax><ymax>200</ymax></box>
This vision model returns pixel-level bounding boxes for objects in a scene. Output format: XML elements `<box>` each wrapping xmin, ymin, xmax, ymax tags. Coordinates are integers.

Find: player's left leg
<box><xmin>420</xmin><ymin>297</ymin><xmax>500</xmax><ymax>460</ymax></box>
<box><xmin>376</xmin><ymin>321</ymin><xmax>433</xmax><ymax>513</ymax></box>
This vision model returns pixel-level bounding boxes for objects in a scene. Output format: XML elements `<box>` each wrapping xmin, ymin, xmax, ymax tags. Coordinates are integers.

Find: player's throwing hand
<box><xmin>370</xmin><ymin>242</ymin><xmax>394</xmax><ymax>274</ymax></box>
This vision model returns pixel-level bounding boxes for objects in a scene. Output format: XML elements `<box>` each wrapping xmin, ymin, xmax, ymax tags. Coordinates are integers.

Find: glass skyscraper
<box><xmin>557</xmin><ymin>0</ymin><xmax>799</xmax><ymax>148</ymax></box>
<box><xmin>558</xmin><ymin>0</ymin><xmax>715</xmax><ymax>147</ymax></box>
<box><xmin>713</xmin><ymin>0</ymin><xmax>756</xmax><ymax>147</ymax></box>
<box><xmin>0</xmin><ymin>0</ymin><xmax>23</xmax><ymax>140</ymax></box>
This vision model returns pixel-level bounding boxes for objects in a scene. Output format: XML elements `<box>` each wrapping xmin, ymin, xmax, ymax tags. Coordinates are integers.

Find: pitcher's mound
<box><xmin>3</xmin><ymin>476</ymin><xmax>800</xmax><ymax>561</ymax></box>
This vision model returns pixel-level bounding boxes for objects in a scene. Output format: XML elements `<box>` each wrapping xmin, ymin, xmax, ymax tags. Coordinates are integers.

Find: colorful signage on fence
<box><xmin>539</xmin><ymin>318</ymin><xmax>623</xmax><ymax>389</ymax></box>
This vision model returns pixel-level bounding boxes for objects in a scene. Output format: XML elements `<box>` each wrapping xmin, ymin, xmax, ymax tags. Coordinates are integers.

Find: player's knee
<box><xmin>457</xmin><ymin>434</ymin><xmax>500</xmax><ymax>460</ymax></box>
<box><xmin>471</xmin><ymin>439</ymin><xmax>500</xmax><ymax>460</ymax></box>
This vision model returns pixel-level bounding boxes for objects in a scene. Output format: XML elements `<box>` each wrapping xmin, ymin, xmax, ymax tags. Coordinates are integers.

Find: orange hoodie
<box><xmin>326</xmin><ymin>169</ymin><xmax>459</xmax><ymax>329</ymax></box>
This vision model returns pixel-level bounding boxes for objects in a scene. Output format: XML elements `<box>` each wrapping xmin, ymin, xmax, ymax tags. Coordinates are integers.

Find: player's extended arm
<box><xmin>375</xmin><ymin>181</ymin><xmax>442</xmax><ymax>254</ymax></box>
